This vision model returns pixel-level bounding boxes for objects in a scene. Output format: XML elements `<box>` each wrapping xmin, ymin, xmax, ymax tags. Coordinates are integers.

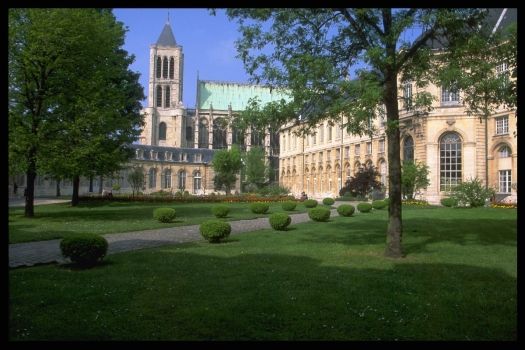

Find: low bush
<box><xmin>357</xmin><ymin>202</ymin><xmax>373</xmax><ymax>213</ymax></box>
<box><xmin>449</xmin><ymin>177</ymin><xmax>495</xmax><ymax>208</ymax></box>
<box><xmin>337</xmin><ymin>204</ymin><xmax>355</xmax><ymax>217</ymax></box>
<box><xmin>60</xmin><ymin>233</ymin><xmax>108</xmax><ymax>267</ymax></box>
<box><xmin>281</xmin><ymin>201</ymin><xmax>297</xmax><ymax>211</ymax></box>
<box><xmin>372</xmin><ymin>200</ymin><xmax>387</xmax><ymax>210</ymax></box>
<box><xmin>322</xmin><ymin>197</ymin><xmax>335</xmax><ymax>206</ymax></box>
<box><xmin>308</xmin><ymin>207</ymin><xmax>331</xmax><ymax>222</ymax></box>
<box><xmin>211</xmin><ymin>205</ymin><xmax>230</xmax><ymax>218</ymax></box>
<box><xmin>440</xmin><ymin>197</ymin><xmax>458</xmax><ymax>207</ymax></box>
<box><xmin>153</xmin><ymin>208</ymin><xmax>177</xmax><ymax>223</ymax></box>
<box><xmin>250</xmin><ymin>202</ymin><xmax>270</xmax><ymax>214</ymax></box>
<box><xmin>199</xmin><ymin>220</ymin><xmax>231</xmax><ymax>243</ymax></box>
<box><xmin>269</xmin><ymin>213</ymin><xmax>292</xmax><ymax>231</ymax></box>
<box><xmin>303</xmin><ymin>199</ymin><xmax>318</xmax><ymax>208</ymax></box>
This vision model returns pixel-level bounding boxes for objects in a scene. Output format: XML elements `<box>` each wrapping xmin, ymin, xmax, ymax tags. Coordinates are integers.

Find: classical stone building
<box><xmin>279</xmin><ymin>8</ymin><xmax>517</xmax><ymax>204</ymax></box>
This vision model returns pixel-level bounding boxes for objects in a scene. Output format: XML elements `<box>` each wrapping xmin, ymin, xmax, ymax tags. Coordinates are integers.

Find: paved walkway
<box><xmin>9</xmin><ymin>208</ymin><xmax>342</xmax><ymax>268</ymax></box>
<box><xmin>9</xmin><ymin>197</ymin><xmax>71</xmax><ymax>207</ymax></box>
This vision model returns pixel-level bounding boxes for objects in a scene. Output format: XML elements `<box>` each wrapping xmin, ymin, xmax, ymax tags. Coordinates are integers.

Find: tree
<box><xmin>225</xmin><ymin>8</ymin><xmax>490</xmax><ymax>258</ymax></box>
<box><xmin>212</xmin><ymin>145</ymin><xmax>242</xmax><ymax>195</ymax></box>
<box><xmin>339</xmin><ymin>165</ymin><xmax>382</xmax><ymax>199</ymax></box>
<box><xmin>243</xmin><ymin>146</ymin><xmax>268</xmax><ymax>189</ymax></box>
<box><xmin>401</xmin><ymin>161</ymin><xmax>430</xmax><ymax>200</ymax></box>
<box><xmin>9</xmin><ymin>9</ymin><xmax>144</xmax><ymax>213</ymax></box>
<box><xmin>127</xmin><ymin>167</ymin><xmax>145</xmax><ymax>197</ymax></box>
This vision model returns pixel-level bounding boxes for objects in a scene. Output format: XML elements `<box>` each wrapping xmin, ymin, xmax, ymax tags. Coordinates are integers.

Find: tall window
<box><xmin>282</xmin><ymin>135</ymin><xmax>286</xmax><ymax>151</ymax></box>
<box><xmin>198</xmin><ymin>119</ymin><xmax>209</xmax><ymax>148</ymax></box>
<box><xmin>319</xmin><ymin>126</ymin><xmax>324</xmax><ymax>143</ymax></box>
<box><xmin>366</xmin><ymin>142</ymin><xmax>372</xmax><ymax>155</ymax></box>
<box><xmin>156</xmin><ymin>86</ymin><xmax>162</xmax><ymax>107</ymax></box>
<box><xmin>439</xmin><ymin>132</ymin><xmax>462</xmax><ymax>191</ymax></box>
<box><xmin>178</xmin><ymin>170</ymin><xmax>186</xmax><ymax>190</ymax></box>
<box><xmin>379</xmin><ymin>160</ymin><xmax>387</xmax><ymax>187</ymax></box>
<box><xmin>379</xmin><ymin>139</ymin><xmax>385</xmax><ymax>153</ymax></box>
<box><xmin>496</xmin><ymin>115</ymin><xmax>509</xmax><ymax>135</ymax></box>
<box><xmin>163</xmin><ymin>169</ymin><xmax>172</xmax><ymax>189</ymax></box>
<box><xmin>158</xmin><ymin>122</ymin><xmax>167</xmax><ymax>140</ymax></box>
<box><xmin>499</xmin><ymin>170</ymin><xmax>511</xmax><ymax>193</ymax></box>
<box><xmin>403</xmin><ymin>136</ymin><xmax>414</xmax><ymax>162</ymax></box>
<box><xmin>164</xmin><ymin>86</ymin><xmax>170</xmax><ymax>108</ymax></box>
<box><xmin>354</xmin><ymin>144</ymin><xmax>360</xmax><ymax>156</ymax></box>
<box><xmin>496</xmin><ymin>61</ymin><xmax>509</xmax><ymax>87</ymax></box>
<box><xmin>344</xmin><ymin>146</ymin><xmax>349</xmax><ymax>158</ymax></box>
<box><xmin>403</xmin><ymin>81</ymin><xmax>412</xmax><ymax>110</ymax></box>
<box><xmin>156</xmin><ymin>57</ymin><xmax>161</xmax><ymax>79</ymax></box>
<box><xmin>162</xmin><ymin>57</ymin><xmax>168</xmax><ymax>79</ymax></box>
<box><xmin>148</xmin><ymin>168</ymin><xmax>156</xmax><ymax>188</ymax></box>
<box><xmin>213</xmin><ymin>118</ymin><xmax>227</xmax><ymax>149</ymax></box>
<box><xmin>312</xmin><ymin>134</ymin><xmax>316</xmax><ymax>145</ymax></box>
<box><xmin>169</xmin><ymin>57</ymin><xmax>175</xmax><ymax>79</ymax></box>
<box><xmin>193</xmin><ymin>171</ymin><xmax>201</xmax><ymax>193</ymax></box>
<box><xmin>498</xmin><ymin>145</ymin><xmax>511</xmax><ymax>158</ymax></box>
<box><xmin>251</xmin><ymin>128</ymin><xmax>263</xmax><ymax>147</ymax></box>
<box><xmin>441</xmin><ymin>85</ymin><xmax>459</xmax><ymax>105</ymax></box>
<box><xmin>328</xmin><ymin>125</ymin><xmax>332</xmax><ymax>141</ymax></box>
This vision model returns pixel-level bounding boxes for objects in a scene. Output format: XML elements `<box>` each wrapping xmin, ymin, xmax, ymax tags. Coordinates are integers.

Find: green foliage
<box><xmin>337</xmin><ymin>204</ymin><xmax>355</xmax><ymax>217</ymax></box>
<box><xmin>256</xmin><ymin>184</ymin><xmax>291</xmax><ymax>196</ymax></box>
<box><xmin>450</xmin><ymin>178</ymin><xmax>495</xmax><ymax>208</ymax></box>
<box><xmin>371</xmin><ymin>200</ymin><xmax>387</xmax><ymax>210</ymax></box>
<box><xmin>127</xmin><ymin>167</ymin><xmax>145</xmax><ymax>197</ymax></box>
<box><xmin>308</xmin><ymin>207</ymin><xmax>331</xmax><ymax>222</ymax></box>
<box><xmin>440</xmin><ymin>197</ymin><xmax>458</xmax><ymax>207</ymax></box>
<box><xmin>322</xmin><ymin>198</ymin><xmax>335</xmax><ymax>206</ymax></box>
<box><xmin>199</xmin><ymin>220</ymin><xmax>231</xmax><ymax>243</ymax></box>
<box><xmin>339</xmin><ymin>165</ymin><xmax>382</xmax><ymax>198</ymax></box>
<box><xmin>357</xmin><ymin>203</ymin><xmax>373</xmax><ymax>213</ymax></box>
<box><xmin>211</xmin><ymin>205</ymin><xmax>230</xmax><ymax>218</ymax></box>
<box><xmin>244</xmin><ymin>146</ymin><xmax>268</xmax><ymax>189</ymax></box>
<box><xmin>60</xmin><ymin>233</ymin><xmax>108</xmax><ymax>267</ymax></box>
<box><xmin>402</xmin><ymin>161</ymin><xmax>430</xmax><ymax>200</ymax></box>
<box><xmin>303</xmin><ymin>199</ymin><xmax>318</xmax><ymax>208</ymax></box>
<box><xmin>212</xmin><ymin>145</ymin><xmax>242</xmax><ymax>195</ymax></box>
<box><xmin>281</xmin><ymin>201</ymin><xmax>297</xmax><ymax>211</ymax></box>
<box><xmin>250</xmin><ymin>202</ymin><xmax>270</xmax><ymax>214</ymax></box>
<box><xmin>153</xmin><ymin>208</ymin><xmax>177</xmax><ymax>223</ymax></box>
<box><xmin>268</xmin><ymin>213</ymin><xmax>292</xmax><ymax>231</ymax></box>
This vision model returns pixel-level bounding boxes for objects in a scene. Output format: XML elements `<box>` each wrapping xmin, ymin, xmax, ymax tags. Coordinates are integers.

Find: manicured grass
<box><xmin>9</xmin><ymin>207</ymin><xmax>516</xmax><ymax>340</ymax></box>
<box><xmin>8</xmin><ymin>201</ymin><xmax>306</xmax><ymax>244</ymax></box>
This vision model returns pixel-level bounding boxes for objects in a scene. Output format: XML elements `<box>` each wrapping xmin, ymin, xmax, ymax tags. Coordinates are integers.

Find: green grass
<box><xmin>9</xmin><ymin>207</ymin><xmax>516</xmax><ymax>340</ymax></box>
<box><xmin>8</xmin><ymin>201</ymin><xmax>306</xmax><ymax>244</ymax></box>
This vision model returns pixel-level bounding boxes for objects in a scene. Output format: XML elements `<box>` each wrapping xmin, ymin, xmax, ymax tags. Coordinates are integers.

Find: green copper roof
<box><xmin>197</xmin><ymin>80</ymin><xmax>291</xmax><ymax>111</ymax></box>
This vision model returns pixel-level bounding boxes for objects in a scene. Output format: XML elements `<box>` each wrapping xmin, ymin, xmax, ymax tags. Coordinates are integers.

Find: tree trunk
<box><xmin>384</xmin><ymin>72</ymin><xmax>403</xmax><ymax>258</ymax></box>
<box><xmin>24</xmin><ymin>158</ymin><xmax>36</xmax><ymax>218</ymax></box>
<box><xmin>89</xmin><ymin>175</ymin><xmax>93</xmax><ymax>192</ymax></box>
<box><xmin>71</xmin><ymin>175</ymin><xmax>80</xmax><ymax>206</ymax></box>
<box><xmin>56</xmin><ymin>179</ymin><xmax>61</xmax><ymax>197</ymax></box>
<box><xmin>98</xmin><ymin>175</ymin><xmax>103</xmax><ymax>194</ymax></box>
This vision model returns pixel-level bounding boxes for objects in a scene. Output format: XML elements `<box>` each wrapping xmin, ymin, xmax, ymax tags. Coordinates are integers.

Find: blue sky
<box><xmin>113</xmin><ymin>8</ymin><xmax>251</xmax><ymax>109</ymax></box>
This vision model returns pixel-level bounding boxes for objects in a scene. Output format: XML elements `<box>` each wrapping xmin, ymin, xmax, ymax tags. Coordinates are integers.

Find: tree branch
<box><xmin>397</xmin><ymin>26</ymin><xmax>438</xmax><ymax>69</ymax></box>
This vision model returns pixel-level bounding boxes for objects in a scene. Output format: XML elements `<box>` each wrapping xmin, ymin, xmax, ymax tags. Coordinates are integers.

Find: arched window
<box><xmin>232</xmin><ymin>126</ymin><xmax>246</xmax><ymax>151</ymax></box>
<box><xmin>148</xmin><ymin>168</ymin><xmax>156</xmax><ymax>189</ymax></box>
<box><xmin>213</xmin><ymin>118</ymin><xmax>227</xmax><ymax>149</ymax></box>
<box><xmin>162</xmin><ymin>56</ymin><xmax>168</xmax><ymax>79</ymax></box>
<box><xmin>193</xmin><ymin>171</ymin><xmax>201</xmax><ymax>194</ymax></box>
<box><xmin>439</xmin><ymin>132</ymin><xmax>462</xmax><ymax>191</ymax></box>
<box><xmin>403</xmin><ymin>135</ymin><xmax>414</xmax><ymax>163</ymax></box>
<box><xmin>164</xmin><ymin>86</ymin><xmax>170</xmax><ymax>108</ymax></box>
<box><xmin>251</xmin><ymin>128</ymin><xmax>264</xmax><ymax>147</ymax></box>
<box><xmin>156</xmin><ymin>86</ymin><xmax>162</xmax><ymax>107</ymax></box>
<box><xmin>169</xmin><ymin>57</ymin><xmax>175</xmax><ymax>79</ymax></box>
<box><xmin>156</xmin><ymin>57</ymin><xmax>161</xmax><ymax>79</ymax></box>
<box><xmin>158</xmin><ymin>122</ymin><xmax>167</xmax><ymax>140</ymax></box>
<box><xmin>498</xmin><ymin>145</ymin><xmax>511</xmax><ymax>158</ymax></box>
<box><xmin>198</xmin><ymin>118</ymin><xmax>209</xmax><ymax>148</ymax></box>
<box><xmin>163</xmin><ymin>169</ymin><xmax>171</xmax><ymax>189</ymax></box>
<box><xmin>178</xmin><ymin>170</ymin><xmax>186</xmax><ymax>190</ymax></box>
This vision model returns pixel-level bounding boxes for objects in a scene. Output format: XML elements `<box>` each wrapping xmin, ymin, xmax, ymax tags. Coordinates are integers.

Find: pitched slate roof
<box><xmin>156</xmin><ymin>22</ymin><xmax>177</xmax><ymax>47</ymax></box>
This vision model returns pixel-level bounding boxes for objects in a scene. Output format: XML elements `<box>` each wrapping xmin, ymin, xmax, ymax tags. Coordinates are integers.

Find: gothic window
<box><xmin>178</xmin><ymin>170</ymin><xmax>186</xmax><ymax>190</ymax></box>
<box><xmin>439</xmin><ymin>132</ymin><xmax>462</xmax><ymax>191</ymax></box>
<box><xmin>158</xmin><ymin>122</ymin><xmax>167</xmax><ymax>140</ymax></box>
<box><xmin>156</xmin><ymin>86</ymin><xmax>162</xmax><ymax>107</ymax></box>
<box><xmin>162</xmin><ymin>56</ymin><xmax>168</xmax><ymax>79</ymax></box>
<box><xmin>148</xmin><ymin>168</ymin><xmax>156</xmax><ymax>188</ymax></box>
<box><xmin>198</xmin><ymin>118</ymin><xmax>209</xmax><ymax>148</ymax></box>
<box><xmin>251</xmin><ymin>128</ymin><xmax>264</xmax><ymax>147</ymax></box>
<box><xmin>232</xmin><ymin>126</ymin><xmax>246</xmax><ymax>151</ymax></box>
<box><xmin>156</xmin><ymin>57</ymin><xmax>161</xmax><ymax>79</ymax></box>
<box><xmin>165</xmin><ymin>86</ymin><xmax>170</xmax><ymax>108</ymax></box>
<box><xmin>213</xmin><ymin>118</ymin><xmax>228</xmax><ymax>149</ymax></box>
<box><xmin>403</xmin><ymin>135</ymin><xmax>414</xmax><ymax>162</ymax></box>
<box><xmin>193</xmin><ymin>171</ymin><xmax>201</xmax><ymax>193</ymax></box>
<box><xmin>169</xmin><ymin>57</ymin><xmax>175</xmax><ymax>79</ymax></box>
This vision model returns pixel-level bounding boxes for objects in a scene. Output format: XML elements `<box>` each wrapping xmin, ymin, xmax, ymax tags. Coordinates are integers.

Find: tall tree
<box><xmin>9</xmin><ymin>9</ymin><xmax>144</xmax><ymax>213</ymax></box>
<box><xmin>243</xmin><ymin>146</ymin><xmax>269</xmax><ymax>189</ymax></box>
<box><xmin>212</xmin><ymin>145</ymin><xmax>242</xmax><ymax>195</ymax></box>
<box><xmin>225</xmin><ymin>8</ymin><xmax>490</xmax><ymax>258</ymax></box>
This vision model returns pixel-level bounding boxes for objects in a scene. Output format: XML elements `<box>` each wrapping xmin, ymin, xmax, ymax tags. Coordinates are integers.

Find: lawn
<box><xmin>9</xmin><ymin>206</ymin><xmax>516</xmax><ymax>340</ymax></box>
<box><xmin>8</xmin><ymin>201</ymin><xmax>307</xmax><ymax>244</ymax></box>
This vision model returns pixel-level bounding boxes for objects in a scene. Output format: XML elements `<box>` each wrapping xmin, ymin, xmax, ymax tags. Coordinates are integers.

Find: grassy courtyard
<box><xmin>8</xmin><ymin>201</ymin><xmax>307</xmax><ymax>244</ymax></box>
<box><xmin>9</xmin><ymin>206</ymin><xmax>516</xmax><ymax>340</ymax></box>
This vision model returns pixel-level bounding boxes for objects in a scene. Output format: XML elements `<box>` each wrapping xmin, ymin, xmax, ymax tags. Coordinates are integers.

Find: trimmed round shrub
<box><xmin>60</xmin><ymin>233</ymin><xmax>108</xmax><ymax>267</ymax></box>
<box><xmin>211</xmin><ymin>205</ymin><xmax>230</xmax><ymax>218</ymax></box>
<box><xmin>281</xmin><ymin>201</ymin><xmax>297</xmax><ymax>211</ymax></box>
<box><xmin>372</xmin><ymin>200</ymin><xmax>387</xmax><ymax>210</ymax></box>
<box><xmin>322</xmin><ymin>197</ymin><xmax>335</xmax><ymax>206</ymax></box>
<box><xmin>303</xmin><ymin>199</ymin><xmax>318</xmax><ymax>208</ymax></box>
<box><xmin>269</xmin><ymin>213</ymin><xmax>292</xmax><ymax>231</ymax></box>
<box><xmin>308</xmin><ymin>207</ymin><xmax>331</xmax><ymax>222</ymax></box>
<box><xmin>337</xmin><ymin>204</ymin><xmax>355</xmax><ymax>217</ymax></box>
<box><xmin>441</xmin><ymin>197</ymin><xmax>458</xmax><ymax>207</ymax></box>
<box><xmin>153</xmin><ymin>207</ymin><xmax>177</xmax><ymax>223</ymax></box>
<box><xmin>199</xmin><ymin>220</ymin><xmax>231</xmax><ymax>243</ymax></box>
<box><xmin>250</xmin><ymin>202</ymin><xmax>270</xmax><ymax>214</ymax></box>
<box><xmin>357</xmin><ymin>202</ymin><xmax>373</xmax><ymax>213</ymax></box>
